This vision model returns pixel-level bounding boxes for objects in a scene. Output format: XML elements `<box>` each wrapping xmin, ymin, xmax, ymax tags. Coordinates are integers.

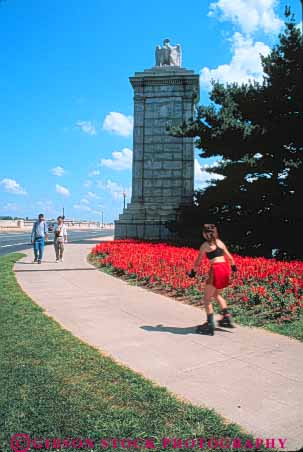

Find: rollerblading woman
<box><xmin>188</xmin><ymin>224</ymin><xmax>237</xmax><ymax>335</ymax></box>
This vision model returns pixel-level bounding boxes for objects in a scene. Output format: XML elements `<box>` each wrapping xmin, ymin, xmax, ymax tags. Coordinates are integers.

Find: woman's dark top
<box><xmin>206</xmin><ymin>245</ymin><xmax>225</xmax><ymax>260</ymax></box>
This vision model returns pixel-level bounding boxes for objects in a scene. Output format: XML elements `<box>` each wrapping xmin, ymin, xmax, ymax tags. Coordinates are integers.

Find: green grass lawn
<box><xmin>221</xmin><ymin>303</ymin><xmax>303</xmax><ymax>342</ymax></box>
<box><xmin>0</xmin><ymin>253</ymin><xmax>271</xmax><ymax>452</ymax></box>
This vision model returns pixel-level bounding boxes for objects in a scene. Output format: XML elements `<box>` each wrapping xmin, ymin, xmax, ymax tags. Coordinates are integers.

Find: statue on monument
<box><xmin>155</xmin><ymin>38</ymin><xmax>182</xmax><ymax>67</ymax></box>
<box><xmin>115</xmin><ymin>38</ymin><xmax>199</xmax><ymax>240</ymax></box>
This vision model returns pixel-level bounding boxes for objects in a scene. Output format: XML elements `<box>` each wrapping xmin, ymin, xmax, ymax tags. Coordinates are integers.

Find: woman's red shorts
<box><xmin>207</xmin><ymin>262</ymin><xmax>231</xmax><ymax>289</ymax></box>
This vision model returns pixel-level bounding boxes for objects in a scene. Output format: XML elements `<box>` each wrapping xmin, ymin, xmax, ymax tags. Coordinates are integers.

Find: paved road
<box><xmin>0</xmin><ymin>229</ymin><xmax>111</xmax><ymax>256</ymax></box>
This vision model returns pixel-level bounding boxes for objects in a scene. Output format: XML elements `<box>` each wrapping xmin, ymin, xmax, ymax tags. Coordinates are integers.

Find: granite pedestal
<box><xmin>115</xmin><ymin>66</ymin><xmax>200</xmax><ymax>240</ymax></box>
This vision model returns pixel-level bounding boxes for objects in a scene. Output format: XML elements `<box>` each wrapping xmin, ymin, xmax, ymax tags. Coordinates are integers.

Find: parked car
<box><xmin>48</xmin><ymin>223</ymin><xmax>55</xmax><ymax>232</ymax></box>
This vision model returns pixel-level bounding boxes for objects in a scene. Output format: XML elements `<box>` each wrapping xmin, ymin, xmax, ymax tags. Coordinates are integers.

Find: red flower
<box><xmin>91</xmin><ymin>240</ymin><xmax>303</xmax><ymax>314</ymax></box>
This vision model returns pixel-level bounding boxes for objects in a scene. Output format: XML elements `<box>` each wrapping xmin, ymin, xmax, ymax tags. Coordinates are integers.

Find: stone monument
<box><xmin>114</xmin><ymin>39</ymin><xmax>200</xmax><ymax>240</ymax></box>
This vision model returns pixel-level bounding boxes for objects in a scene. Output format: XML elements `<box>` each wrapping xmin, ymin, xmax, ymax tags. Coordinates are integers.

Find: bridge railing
<box><xmin>0</xmin><ymin>220</ymin><xmax>114</xmax><ymax>230</ymax></box>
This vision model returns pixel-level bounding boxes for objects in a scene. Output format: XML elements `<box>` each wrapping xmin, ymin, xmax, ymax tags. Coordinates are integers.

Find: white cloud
<box><xmin>200</xmin><ymin>32</ymin><xmax>270</xmax><ymax>89</ymax></box>
<box><xmin>98</xmin><ymin>179</ymin><xmax>131</xmax><ymax>200</ymax></box>
<box><xmin>100</xmin><ymin>148</ymin><xmax>133</xmax><ymax>171</ymax></box>
<box><xmin>87</xmin><ymin>191</ymin><xmax>99</xmax><ymax>199</ymax></box>
<box><xmin>2</xmin><ymin>202</ymin><xmax>18</xmax><ymax>211</ymax></box>
<box><xmin>73</xmin><ymin>199</ymin><xmax>102</xmax><ymax>216</ymax></box>
<box><xmin>76</xmin><ymin>120</ymin><xmax>96</xmax><ymax>136</ymax></box>
<box><xmin>74</xmin><ymin>204</ymin><xmax>92</xmax><ymax>212</ymax></box>
<box><xmin>208</xmin><ymin>0</ymin><xmax>282</xmax><ymax>34</ymax></box>
<box><xmin>51</xmin><ymin>166</ymin><xmax>65</xmax><ymax>176</ymax></box>
<box><xmin>74</xmin><ymin>196</ymin><xmax>95</xmax><ymax>211</ymax></box>
<box><xmin>102</xmin><ymin>112</ymin><xmax>133</xmax><ymax>137</ymax></box>
<box><xmin>88</xmin><ymin>169</ymin><xmax>100</xmax><ymax>177</ymax></box>
<box><xmin>0</xmin><ymin>178</ymin><xmax>27</xmax><ymax>195</ymax></box>
<box><xmin>36</xmin><ymin>200</ymin><xmax>53</xmax><ymax>207</ymax></box>
<box><xmin>36</xmin><ymin>200</ymin><xmax>54</xmax><ymax>214</ymax></box>
<box><xmin>56</xmin><ymin>184</ymin><xmax>70</xmax><ymax>197</ymax></box>
<box><xmin>83</xmin><ymin>180</ymin><xmax>92</xmax><ymax>188</ymax></box>
<box><xmin>195</xmin><ymin>159</ymin><xmax>224</xmax><ymax>189</ymax></box>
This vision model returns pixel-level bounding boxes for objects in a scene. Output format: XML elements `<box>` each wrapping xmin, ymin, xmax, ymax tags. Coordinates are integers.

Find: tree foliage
<box><xmin>170</xmin><ymin>10</ymin><xmax>303</xmax><ymax>259</ymax></box>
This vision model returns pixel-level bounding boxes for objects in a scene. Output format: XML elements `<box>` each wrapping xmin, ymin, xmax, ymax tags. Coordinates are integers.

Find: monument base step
<box><xmin>114</xmin><ymin>220</ymin><xmax>175</xmax><ymax>240</ymax></box>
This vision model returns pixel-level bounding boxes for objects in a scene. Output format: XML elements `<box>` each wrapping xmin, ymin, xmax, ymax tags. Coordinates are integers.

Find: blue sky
<box><xmin>0</xmin><ymin>0</ymin><xmax>300</xmax><ymax>222</ymax></box>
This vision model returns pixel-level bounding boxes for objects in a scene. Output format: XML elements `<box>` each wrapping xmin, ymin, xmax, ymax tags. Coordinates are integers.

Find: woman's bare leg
<box><xmin>196</xmin><ymin>284</ymin><xmax>217</xmax><ymax>335</ymax></box>
<box><xmin>215</xmin><ymin>290</ymin><xmax>234</xmax><ymax>328</ymax></box>
<box><xmin>204</xmin><ymin>284</ymin><xmax>216</xmax><ymax>314</ymax></box>
<box><xmin>215</xmin><ymin>290</ymin><xmax>228</xmax><ymax>309</ymax></box>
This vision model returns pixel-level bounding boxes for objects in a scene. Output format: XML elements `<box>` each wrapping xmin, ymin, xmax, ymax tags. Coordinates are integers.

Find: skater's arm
<box><xmin>193</xmin><ymin>244</ymin><xmax>206</xmax><ymax>272</ymax></box>
<box><xmin>220</xmin><ymin>241</ymin><xmax>237</xmax><ymax>271</ymax></box>
<box><xmin>221</xmin><ymin>242</ymin><xmax>234</xmax><ymax>264</ymax></box>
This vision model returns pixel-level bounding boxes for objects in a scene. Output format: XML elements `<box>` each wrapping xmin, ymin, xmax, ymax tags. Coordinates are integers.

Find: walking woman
<box><xmin>189</xmin><ymin>224</ymin><xmax>237</xmax><ymax>335</ymax></box>
<box><xmin>53</xmin><ymin>216</ymin><xmax>67</xmax><ymax>262</ymax></box>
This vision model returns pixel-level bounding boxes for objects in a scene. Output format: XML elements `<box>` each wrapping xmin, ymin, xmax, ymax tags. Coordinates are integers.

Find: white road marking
<box><xmin>0</xmin><ymin>234</ymin><xmax>30</xmax><ymax>238</ymax></box>
<box><xmin>0</xmin><ymin>242</ymin><xmax>29</xmax><ymax>248</ymax></box>
<box><xmin>0</xmin><ymin>231</ymin><xmax>108</xmax><ymax>249</ymax></box>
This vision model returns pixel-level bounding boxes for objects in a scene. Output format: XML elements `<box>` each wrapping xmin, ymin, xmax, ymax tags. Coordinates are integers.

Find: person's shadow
<box><xmin>141</xmin><ymin>324</ymin><xmax>233</xmax><ymax>335</ymax></box>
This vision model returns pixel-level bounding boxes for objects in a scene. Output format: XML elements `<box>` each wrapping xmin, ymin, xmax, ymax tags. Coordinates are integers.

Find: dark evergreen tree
<box><xmin>170</xmin><ymin>9</ymin><xmax>303</xmax><ymax>259</ymax></box>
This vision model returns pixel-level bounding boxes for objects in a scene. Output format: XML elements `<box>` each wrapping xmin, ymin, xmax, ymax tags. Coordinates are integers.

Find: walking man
<box><xmin>53</xmin><ymin>216</ymin><xmax>67</xmax><ymax>262</ymax></box>
<box><xmin>31</xmin><ymin>213</ymin><xmax>48</xmax><ymax>264</ymax></box>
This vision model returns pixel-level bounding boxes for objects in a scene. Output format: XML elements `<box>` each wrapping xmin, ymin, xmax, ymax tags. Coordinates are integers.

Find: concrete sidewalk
<box><xmin>14</xmin><ymin>237</ymin><xmax>303</xmax><ymax>451</ymax></box>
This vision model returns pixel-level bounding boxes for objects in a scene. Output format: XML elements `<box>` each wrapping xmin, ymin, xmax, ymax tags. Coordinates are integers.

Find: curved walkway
<box><xmin>14</xmin><ymin>237</ymin><xmax>303</xmax><ymax>451</ymax></box>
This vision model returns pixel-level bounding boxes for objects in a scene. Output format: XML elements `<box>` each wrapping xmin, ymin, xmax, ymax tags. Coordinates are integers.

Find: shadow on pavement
<box><xmin>141</xmin><ymin>324</ymin><xmax>234</xmax><ymax>335</ymax></box>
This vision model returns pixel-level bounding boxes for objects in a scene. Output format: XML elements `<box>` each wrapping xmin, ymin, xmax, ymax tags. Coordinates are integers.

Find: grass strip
<box><xmin>0</xmin><ymin>253</ymin><xmax>272</xmax><ymax>452</ymax></box>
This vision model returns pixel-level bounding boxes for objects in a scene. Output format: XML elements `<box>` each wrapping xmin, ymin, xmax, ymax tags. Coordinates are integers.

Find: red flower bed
<box><xmin>91</xmin><ymin>240</ymin><xmax>303</xmax><ymax>324</ymax></box>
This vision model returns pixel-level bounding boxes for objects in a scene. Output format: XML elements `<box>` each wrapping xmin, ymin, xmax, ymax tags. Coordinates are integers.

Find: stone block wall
<box><xmin>115</xmin><ymin>66</ymin><xmax>199</xmax><ymax>240</ymax></box>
